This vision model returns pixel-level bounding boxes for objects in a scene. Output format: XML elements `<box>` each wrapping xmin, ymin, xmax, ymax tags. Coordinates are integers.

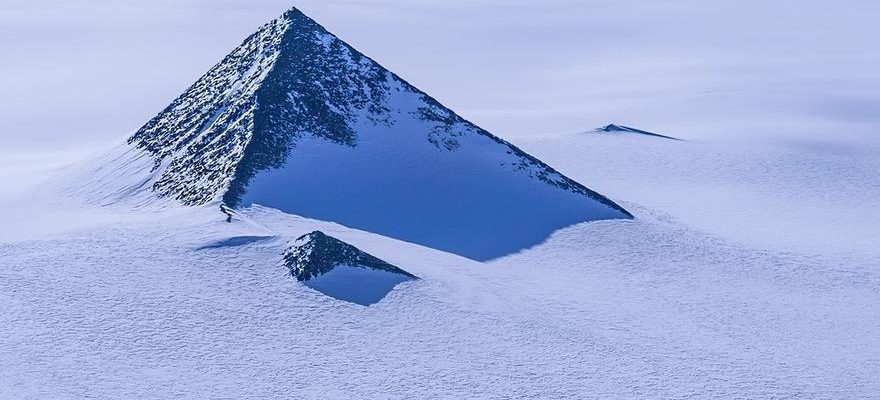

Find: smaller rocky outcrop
<box><xmin>282</xmin><ymin>231</ymin><xmax>417</xmax><ymax>305</ymax></box>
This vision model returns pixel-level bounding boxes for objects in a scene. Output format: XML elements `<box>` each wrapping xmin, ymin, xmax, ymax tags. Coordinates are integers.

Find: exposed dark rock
<box><xmin>282</xmin><ymin>231</ymin><xmax>417</xmax><ymax>282</ymax></box>
<box><xmin>125</xmin><ymin>7</ymin><xmax>631</xmax><ymax>220</ymax></box>
<box><xmin>599</xmin><ymin>124</ymin><xmax>681</xmax><ymax>141</ymax></box>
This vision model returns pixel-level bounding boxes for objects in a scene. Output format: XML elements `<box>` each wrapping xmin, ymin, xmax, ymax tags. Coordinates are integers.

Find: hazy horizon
<box><xmin>2</xmin><ymin>0</ymin><xmax>878</xmax><ymax>158</ymax></box>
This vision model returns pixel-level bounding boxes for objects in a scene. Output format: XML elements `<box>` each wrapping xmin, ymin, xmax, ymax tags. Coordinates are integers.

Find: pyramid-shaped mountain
<box><xmin>284</xmin><ymin>231</ymin><xmax>417</xmax><ymax>281</ymax></box>
<box><xmin>283</xmin><ymin>231</ymin><xmax>416</xmax><ymax>305</ymax></box>
<box><xmin>91</xmin><ymin>8</ymin><xmax>630</xmax><ymax>260</ymax></box>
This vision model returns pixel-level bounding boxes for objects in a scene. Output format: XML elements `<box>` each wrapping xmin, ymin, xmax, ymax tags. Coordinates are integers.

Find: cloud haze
<box><xmin>1</xmin><ymin>0</ymin><xmax>878</xmax><ymax>155</ymax></box>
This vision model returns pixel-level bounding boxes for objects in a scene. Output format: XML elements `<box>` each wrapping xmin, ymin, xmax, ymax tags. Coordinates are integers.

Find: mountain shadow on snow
<box><xmin>73</xmin><ymin>7</ymin><xmax>632</xmax><ymax>261</ymax></box>
<box><xmin>196</xmin><ymin>236</ymin><xmax>274</xmax><ymax>250</ymax></box>
<box><xmin>283</xmin><ymin>231</ymin><xmax>417</xmax><ymax>306</ymax></box>
<box><xmin>598</xmin><ymin>124</ymin><xmax>681</xmax><ymax>140</ymax></box>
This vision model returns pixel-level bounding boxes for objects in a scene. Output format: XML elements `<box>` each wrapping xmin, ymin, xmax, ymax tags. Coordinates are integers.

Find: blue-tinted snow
<box><xmin>302</xmin><ymin>264</ymin><xmax>415</xmax><ymax>306</ymax></box>
<box><xmin>240</xmin><ymin>78</ymin><xmax>625</xmax><ymax>261</ymax></box>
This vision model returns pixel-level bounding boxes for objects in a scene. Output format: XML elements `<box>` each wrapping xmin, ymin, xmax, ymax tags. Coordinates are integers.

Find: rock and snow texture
<box><xmin>283</xmin><ymin>231</ymin><xmax>416</xmax><ymax>305</ymax></box>
<box><xmin>4</xmin><ymin>115</ymin><xmax>880</xmax><ymax>399</ymax></box>
<box><xmin>82</xmin><ymin>7</ymin><xmax>631</xmax><ymax>260</ymax></box>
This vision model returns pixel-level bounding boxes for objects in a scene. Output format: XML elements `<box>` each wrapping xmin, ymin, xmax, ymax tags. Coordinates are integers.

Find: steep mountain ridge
<box><xmin>73</xmin><ymin>7</ymin><xmax>631</xmax><ymax>259</ymax></box>
<box><xmin>127</xmin><ymin>15</ymin><xmax>287</xmax><ymax>204</ymax></box>
<box><xmin>127</xmin><ymin>8</ymin><xmax>626</xmax><ymax>212</ymax></box>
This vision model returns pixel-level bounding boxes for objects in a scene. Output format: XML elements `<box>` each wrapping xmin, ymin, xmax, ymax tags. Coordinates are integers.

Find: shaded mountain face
<box><xmin>122</xmin><ymin>8</ymin><xmax>631</xmax><ymax>260</ymax></box>
<box><xmin>283</xmin><ymin>231</ymin><xmax>416</xmax><ymax>305</ymax></box>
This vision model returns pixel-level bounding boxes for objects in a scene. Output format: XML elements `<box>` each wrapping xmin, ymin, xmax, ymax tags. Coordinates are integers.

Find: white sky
<box><xmin>1</xmin><ymin>0</ymin><xmax>879</xmax><ymax>155</ymax></box>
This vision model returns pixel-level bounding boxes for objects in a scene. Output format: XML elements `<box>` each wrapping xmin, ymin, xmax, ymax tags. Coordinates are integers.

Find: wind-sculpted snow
<box><xmin>4</xmin><ymin>129</ymin><xmax>880</xmax><ymax>398</ymax></box>
<box><xmin>1</xmin><ymin>201</ymin><xmax>877</xmax><ymax>398</ymax></box>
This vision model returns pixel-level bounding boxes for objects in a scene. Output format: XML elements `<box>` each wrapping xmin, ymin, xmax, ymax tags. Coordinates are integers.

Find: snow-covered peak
<box><xmin>71</xmin><ymin>7</ymin><xmax>632</xmax><ymax>260</ymax></box>
<box><xmin>124</xmin><ymin>7</ymin><xmax>624</xmax><ymax>208</ymax></box>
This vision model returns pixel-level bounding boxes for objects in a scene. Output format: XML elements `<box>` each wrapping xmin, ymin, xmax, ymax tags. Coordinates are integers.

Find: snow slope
<box><xmin>2</xmin><ymin>132</ymin><xmax>879</xmax><ymax>399</ymax></box>
<box><xmin>512</xmin><ymin>131</ymin><xmax>880</xmax><ymax>258</ymax></box>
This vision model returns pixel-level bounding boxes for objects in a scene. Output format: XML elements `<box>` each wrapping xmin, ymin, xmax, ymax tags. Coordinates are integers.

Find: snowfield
<box><xmin>2</xmin><ymin>132</ymin><xmax>879</xmax><ymax>399</ymax></box>
<box><xmin>2</xmin><ymin>2</ymin><xmax>880</xmax><ymax>399</ymax></box>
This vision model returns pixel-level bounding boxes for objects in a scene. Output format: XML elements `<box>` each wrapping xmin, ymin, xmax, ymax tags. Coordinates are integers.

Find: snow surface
<box><xmin>2</xmin><ymin>1</ymin><xmax>880</xmax><ymax>399</ymax></box>
<box><xmin>2</xmin><ymin>133</ymin><xmax>879</xmax><ymax>399</ymax></box>
<box><xmin>512</xmin><ymin>132</ymin><xmax>880</xmax><ymax>258</ymax></box>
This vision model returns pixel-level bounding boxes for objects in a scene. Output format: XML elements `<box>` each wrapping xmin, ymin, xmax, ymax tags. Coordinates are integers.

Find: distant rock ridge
<box><xmin>598</xmin><ymin>124</ymin><xmax>680</xmax><ymax>140</ymax></box>
<box><xmin>283</xmin><ymin>231</ymin><xmax>417</xmax><ymax>282</ymax></box>
<box><xmin>283</xmin><ymin>231</ymin><xmax>416</xmax><ymax>305</ymax></box>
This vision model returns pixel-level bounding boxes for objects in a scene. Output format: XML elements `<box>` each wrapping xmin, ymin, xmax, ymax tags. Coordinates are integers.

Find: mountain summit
<box><xmin>75</xmin><ymin>8</ymin><xmax>631</xmax><ymax>260</ymax></box>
